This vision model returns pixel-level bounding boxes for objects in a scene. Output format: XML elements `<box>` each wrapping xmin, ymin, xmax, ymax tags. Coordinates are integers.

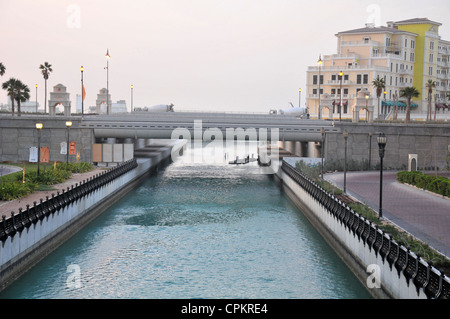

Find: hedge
<box><xmin>0</xmin><ymin>162</ymin><xmax>94</xmax><ymax>200</ymax></box>
<box><xmin>397</xmin><ymin>171</ymin><xmax>450</xmax><ymax>197</ymax></box>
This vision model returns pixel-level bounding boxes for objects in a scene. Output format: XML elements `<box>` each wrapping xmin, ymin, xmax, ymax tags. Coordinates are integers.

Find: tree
<box><xmin>14</xmin><ymin>80</ymin><xmax>30</xmax><ymax>117</ymax></box>
<box><xmin>0</xmin><ymin>62</ymin><xmax>5</xmax><ymax>76</ymax></box>
<box><xmin>399</xmin><ymin>87</ymin><xmax>420</xmax><ymax>123</ymax></box>
<box><xmin>39</xmin><ymin>62</ymin><xmax>52</xmax><ymax>113</ymax></box>
<box><xmin>372</xmin><ymin>76</ymin><xmax>386</xmax><ymax>120</ymax></box>
<box><xmin>2</xmin><ymin>78</ymin><xmax>18</xmax><ymax>115</ymax></box>
<box><xmin>425</xmin><ymin>79</ymin><xmax>436</xmax><ymax>121</ymax></box>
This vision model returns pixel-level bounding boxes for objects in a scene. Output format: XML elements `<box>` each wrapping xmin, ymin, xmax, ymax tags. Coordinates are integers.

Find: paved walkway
<box><xmin>0</xmin><ymin>167</ymin><xmax>104</xmax><ymax>217</ymax></box>
<box><xmin>325</xmin><ymin>171</ymin><xmax>450</xmax><ymax>258</ymax></box>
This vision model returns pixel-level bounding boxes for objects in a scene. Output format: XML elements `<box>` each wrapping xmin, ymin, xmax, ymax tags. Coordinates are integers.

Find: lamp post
<box><xmin>339</xmin><ymin>71</ymin><xmax>343</xmax><ymax>121</ymax></box>
<box><xmin>317</xmin><ymin>55</ymin><xmax>323</xmax><ymax>119</ymax></box>
<box><xmin>35</xmin><ymin>84</ymin><xmax>38</xmax><ymax>113</ymax></box>
<box><xmin>377</xmin><ymin>133</ymin><xmax>387</xmax><ymax>219</ymax></box>
<box><xmin>299</xmin><ymin>88</ymin><xmax>302</xmax><ymax>108</ymax></box>
<box><xmin>321</xmin><ymin>127</ymin><xmax>325</xmax><ymax>179</ymax></box>
<box><xmin>365</xmin><ymin>94</ymin><xmax>369</xmax><ymax>122</ymax></box>
<box><xmin>105</xmin><ymin>49</ymin><xmax>110</xmax><ymax>115</ymax></box>
<box><xmin>131</xmin><ymin>85</ymin><xmax>134</xmax><ymax>111</ymax></box>
<box><xmin>80</xmin><ymin>66</ymin><xmax>84</xmax><ymax>116</ymax></box>
<box><xmin>368</xmin><ymin>132</ymin><xmax>373</xmax><ymax>170</ymax></box>
<box><xmin>36</xmin><ymin>123</ymin><xmax>43</xmax><ymax>176</ymax></box>
<box><xmin>66</xmin><ymin>121</ymin><xmax>72</xmax><ymax>164</ymax></box>
<box><xmin>343</xmin><ymin>130</ymin><xmax>349</xmax><ymax>193</ymax></box>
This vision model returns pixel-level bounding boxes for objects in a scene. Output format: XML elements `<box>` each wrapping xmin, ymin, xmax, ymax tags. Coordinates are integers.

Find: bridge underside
<box><xmin>82</xmin><ymin>112</ymin><xmax>339</xmax><ymax>142</ymax></box>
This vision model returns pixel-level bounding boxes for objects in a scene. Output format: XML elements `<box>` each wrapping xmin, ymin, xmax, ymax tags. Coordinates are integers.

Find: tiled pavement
<box><xmin>325</xmin><ymin>171</ymin><xmax>450</xmax><ymax>258</ymax></box>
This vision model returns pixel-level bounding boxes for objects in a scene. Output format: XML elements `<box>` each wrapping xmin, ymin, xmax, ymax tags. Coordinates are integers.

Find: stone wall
<box><xmin>0</xmin><ymin>116</ymin><xmax>94</xmax><ymax>163</ymax></box>
<box><xmin>325</xmin><ymin>123</ymin><xmax>450</xmax><ymax>170</ymax></box>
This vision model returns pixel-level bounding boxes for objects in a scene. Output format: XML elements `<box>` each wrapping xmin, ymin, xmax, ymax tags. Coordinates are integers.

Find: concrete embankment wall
<box><xmin>0</xmin><ymin>141</ymin><xmax>178</xmax><ymax>291</ymax></box>
<box><xmin>276</xmin><ymin>160</ymin><xmax>450</xmax><ymax>299</ymax></box>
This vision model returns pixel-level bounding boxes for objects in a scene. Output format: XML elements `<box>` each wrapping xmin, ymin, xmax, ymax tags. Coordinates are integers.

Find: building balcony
<box><xmin>327</xmin><ymin>80</ymin><xmax>353</xmax><ymax>85</ymax></box>
<box><xmin>308</xmin><ymin>65</ymin><xmax>390</xmax><ymax>72</ymax></box>
<box><xmin>438</xmin><ymin>48</ymin><xmax>450</xmax><ymax>56</ymax></box>
<box><xmin>397</xmin><ymin>68</ymin><xmax>414</xmax><ymax>75</ymax></box>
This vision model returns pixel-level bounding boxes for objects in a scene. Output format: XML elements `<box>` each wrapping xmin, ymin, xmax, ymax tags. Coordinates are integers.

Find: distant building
<box><xmin>306</xmin><ymin>18</ymin><xmax>450</xmax><ymax>120</ymax></box>
<box><xmin>95</xmin><ymin>88</ymin><xmax>111</xmax><ymax>114</ymax></box>
<box><xmin>48</xmin><ymin>84</ymin><xmax>71</xmax><ymax>116</ymax></box>
<box><xmin>4</xmin><ymin>100</ymin><xmax>40</xmax><ymax>113</ymax></box>
<box><xmin>112</xmin><ymin>100</ymin><xmax>127</xmax><ymax>113</ymax></box>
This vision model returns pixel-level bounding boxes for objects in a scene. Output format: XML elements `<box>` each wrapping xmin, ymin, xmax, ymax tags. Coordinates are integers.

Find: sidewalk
<box><xmin>325</xmin><ymin>171</ymin><xmax>450</xmax><ymax>258</ymax></box>
<box><xmin>0</xmin><ymin>167</ymin><xmax>104</xmax><ymax>217</ymax></box>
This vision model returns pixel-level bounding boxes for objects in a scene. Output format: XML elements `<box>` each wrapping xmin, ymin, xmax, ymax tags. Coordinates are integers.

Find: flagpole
<box><xmin>81</xmin><ymin>66</ymin><xmax>84</xmax><ymax>116</ymax></box>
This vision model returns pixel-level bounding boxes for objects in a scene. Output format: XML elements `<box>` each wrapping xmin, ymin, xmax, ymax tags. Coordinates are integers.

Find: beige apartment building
<box><xmin>306</xmin><ymin>18</ymin><xmax>450</xmax><ymax>121</ymax></box>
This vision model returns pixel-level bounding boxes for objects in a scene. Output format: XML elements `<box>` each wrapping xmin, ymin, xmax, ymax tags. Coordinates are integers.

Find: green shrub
<box><xmin>397</xmin><ymin>171</ymin><xmax>449</xmax><ymax>197</ymax></box>
<box><xmin>57</xmin><ymin>162</ymin><xmax>93</xmax><ymax>173</ymax></box>
<box><xmin>0</xmin><ymin>181</ymin><xmax>37</xmax><ymax>201</ymax></box>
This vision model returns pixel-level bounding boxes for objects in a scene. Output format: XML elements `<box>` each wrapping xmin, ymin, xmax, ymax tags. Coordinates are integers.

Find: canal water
<box><xmin>0</xmin><ymin>142</ymin><xmax>371</xmax><ymax>299</ymax></box>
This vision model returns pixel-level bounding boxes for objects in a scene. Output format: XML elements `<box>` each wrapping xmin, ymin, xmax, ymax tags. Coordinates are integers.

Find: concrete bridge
<box><xmin>79</xmin><ymin>111</ymin><xmax>338</xmax><ymax>142</ymax></box>
<box><xmin>0</xmin><ymin>113</ymin><xmax>449</xmax><ymax>170</ymax></box>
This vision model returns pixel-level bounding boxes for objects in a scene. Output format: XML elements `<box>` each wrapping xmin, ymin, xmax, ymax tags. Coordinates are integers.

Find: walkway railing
<box><xmin>281</xmin><ymin>160</ymin><xmax>450</xmax><ymax>299</ymax></box>
<box><xmin>0</xmin><ymin>158</ymin><xmax>138</xmax><ymax>243</ymax></box>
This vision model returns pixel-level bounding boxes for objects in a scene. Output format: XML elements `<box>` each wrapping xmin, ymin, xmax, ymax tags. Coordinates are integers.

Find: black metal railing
<box><xmin>281</xmin><ymin>160</ymin><xmax>449</xmax><ymax>299</ymax></box>
<box><xmin>0</xmin><ymin>158</ymin><xmax>138</xmax><ymax>243</ymax></box>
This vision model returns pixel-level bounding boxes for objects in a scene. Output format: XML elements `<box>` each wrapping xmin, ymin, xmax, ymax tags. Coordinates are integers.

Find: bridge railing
<box><xmin>281</xmin><ymin>160</ymin><xmax>450</xmax><ymax>299</ymax></box>
<box><xmin>0</xmin><ymin>158</ymin><xmax>138</xmax><ymax>243</ymax></box>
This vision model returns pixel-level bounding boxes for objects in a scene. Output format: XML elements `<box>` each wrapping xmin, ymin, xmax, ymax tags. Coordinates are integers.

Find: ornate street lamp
<box><xmin>66</xmin><ymin>121</ymin><xmax>72</xmax><ymax>164</ymax></box>
<box><xmin>36</xmin><ymin>123</ymin><xmax>43</xmax><ymax>176</ymax></box>
<box><xmin>343</xmin><ymin>130</ymin><xmax>349</xmax><ymax>193</ymax></box>
<box><xmin>377</xmin><ymin>133</ymin><xmax>387</xmax><ymax>219</ymax></box>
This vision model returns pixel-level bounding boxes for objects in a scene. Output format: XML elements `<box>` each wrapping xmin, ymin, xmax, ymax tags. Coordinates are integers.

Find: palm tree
<box><xmin>0</xmin><ymin>63</ymin><xmax>5</xmax><ymax>76</ymax></box>
<box><xmin>399</xmin><ymin>86</ymin><xmax>420</xmax><ymax>123</ymax></box>
<box><xmin>39</xmin><ymin>62</ymin><xmax>52</xmax><ymax>113</ymax></box>
<box><xmin>372</xmin><ymin>76</ymin><xmax>386</xmax><ymax>120</ymax></box>
<box><xmin>425</xmin><ymin>79</ymin><xmax>436</xmax><ymax>121</ymax></box>
<box><xmin>2</xmin><ymin>78</ymin><xmax>18</xmax><ymax>115</ymax></box>
<box><xmin>14</xmin><ymin>80</ymin><xmax>30</xmax><ymax>117</ymax></box>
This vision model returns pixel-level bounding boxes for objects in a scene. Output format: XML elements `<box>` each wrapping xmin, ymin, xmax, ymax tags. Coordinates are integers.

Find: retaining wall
<box><xmin>0</xmin><ymin>157</ymin><xmax>157</xmax><ymax>291</ymax></box>
<box><xmin>278</xmin><ymin>160</ymin><xmax>450</xmax><ymax>299</ymax></box>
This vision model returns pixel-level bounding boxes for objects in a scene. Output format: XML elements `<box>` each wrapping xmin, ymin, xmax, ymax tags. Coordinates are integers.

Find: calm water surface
<box><xmin>0</xmin><ymin>142</ymin><xmax>371</xmax><ymax>299</ymax></box>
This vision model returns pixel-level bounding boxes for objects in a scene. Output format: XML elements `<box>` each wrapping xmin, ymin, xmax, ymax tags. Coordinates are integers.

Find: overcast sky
<box><xmin>1</xmin><ymin>0</ymin><xmax>450</xmax><ymax>113</ymax></box>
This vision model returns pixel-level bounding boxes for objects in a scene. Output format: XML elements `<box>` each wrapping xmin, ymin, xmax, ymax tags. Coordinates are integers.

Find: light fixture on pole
<box><xmin>66</xmin><ymin>121</ymin><xmax>72</xmax><ymax>164</ymax></box>
<box><xmin>80</xmin><ymin>66</ymin><xmax>84</xmax><ymax>116</ymax></box>
<box><xmin>365</xmin><ymin>94</ymin><xmax>369</xmax><ymax>122</ymax></box>
<box><xmin>35</xmin><ymin>84</ymin><xmax>38</xmax><ymax>113</ymax></box>
<box><xmin>339</xmin><ymin>71</ymin><xmax>343</xmax><ymax>121</ymax></box>
<box><xmin>317</xmin><ymin>55</ymin><xmax>323</xmax><ymax>119</ymax></box>
<box><xmin>377</xmin><ymin>133</ymin><xmax>387</xmax><ymax>220</ymax></box>
<box><xmin>320</xmin><ymin>127</ymin><xmax>325</xmax><ymax>179</ymax></box>
<box><xmin>343</xmin><ymin>130</ymin><xmax>349</xmax><ymax>193</ymax></box>
<box><xmin>36</xmin><ymin>123</ymin><xmax>43</xmax><ymax>176</ymax></box>
<box><xmin>131</xmin><ymin>85</ymin><xmax>134</xmax><ymax>111</ymax></box>
<box><xmin>105</xmin><ymin>49</ymin><xmax>111</xmax><ymax>115</ymax></box>
<box><xmin>299</xmin><ymin>88</ymin><xmax>302</xmax><ymax>108</ymax></box>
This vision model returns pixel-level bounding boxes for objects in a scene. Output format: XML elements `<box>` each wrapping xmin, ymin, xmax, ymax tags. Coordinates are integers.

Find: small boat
<box><xmin>228</xmin><ymin>155</ymin><xmax>257</xmax><ymax>165</ymax></box>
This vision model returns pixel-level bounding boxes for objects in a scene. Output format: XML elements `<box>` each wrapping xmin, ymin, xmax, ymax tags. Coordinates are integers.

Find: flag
<box><xmin>82</xmin><ymin>84</ymin><xmax>86</xmax><ymax>101</ymax></box>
